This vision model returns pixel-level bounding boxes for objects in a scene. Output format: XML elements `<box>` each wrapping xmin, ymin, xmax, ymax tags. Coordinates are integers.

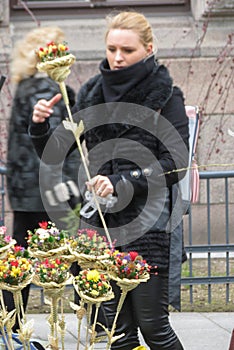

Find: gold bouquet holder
<box><xmin>28</xmin><ymin>244</ymin><xmax>69</xmax><ymax>260</ymax></box>
<box><xmin>73</xmin><ymin>278</ymin><xmax>114</xmax><ymax>350</ymax></box>
<box><xmin>0</xmin><ymin>273</ymin><xmax>34</xmax><ymax>350</ymax></box>
<box><xmin>32</xmin><ymin>273</ymin><xmax>73</xmax><ymax>350</ymax></box>
<box><xmin>69</xmin><ymin>249</ymin><xmax>112</xmax><ymax>271</ymax></box>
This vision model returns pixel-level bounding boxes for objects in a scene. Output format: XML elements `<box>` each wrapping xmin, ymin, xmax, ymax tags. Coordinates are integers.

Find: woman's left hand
<box><xmin>86</xmin><ymin>175</ymin><xmax>114</xmax><ymax>197</ymax></box>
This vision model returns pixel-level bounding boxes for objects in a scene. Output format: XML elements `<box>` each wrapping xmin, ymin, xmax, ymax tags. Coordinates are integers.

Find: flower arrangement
<box><xmin>74</xmin><ymin>269</ymin><xmax>111</xmax><ymax>298</ymax></box>
<box><xmin>110</xmin><ymin>251</ymin><xmax>151</xmax><ymax>279</ymax></box>
<box><xmin>0</xmin><ymin>246</ymin><xmax>33</xmax><ymax>286</ymax></box>
<box><xmin>70</xmin><ymin>229</ymin><xmax>111</xmax><ymax>256</ymax></box>
<box><xmin>33</xmin><ymin>257</ymin><xmax>70</xmax><ymax>284</ymax></box>
<box><xmin>27</xmin><ymin>221</ymin><xmax>68</xmax><ymax>252</ymax></box>
<box><xmin>36</xmin><ymin>41</ymin><xmax>69</xmax><ymax>62</ymax></box>
<box><xmin>35</xmin><ymin>41</ymin><xmax>76</xmax><ymax>84</ymax></box>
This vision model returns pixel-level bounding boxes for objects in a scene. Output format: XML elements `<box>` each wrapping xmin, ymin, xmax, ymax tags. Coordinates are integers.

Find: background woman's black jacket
<box><xmin>7</xmin><ymin>76</ymin><xmax>80</xmax><ymax>212</ymax></box>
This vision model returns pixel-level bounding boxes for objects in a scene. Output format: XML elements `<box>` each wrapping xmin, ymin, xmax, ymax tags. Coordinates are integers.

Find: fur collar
<box><xmin>77</xmin><ymin>60</ymin><xmax>173</xmax><ymax>112</ymax></box>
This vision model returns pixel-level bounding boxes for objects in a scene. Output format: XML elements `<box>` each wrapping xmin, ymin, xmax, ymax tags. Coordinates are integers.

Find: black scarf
<box><xmin>100</xmin><ymin>54</ymin><xmax>156</xmax><ymax>102</ymax></box>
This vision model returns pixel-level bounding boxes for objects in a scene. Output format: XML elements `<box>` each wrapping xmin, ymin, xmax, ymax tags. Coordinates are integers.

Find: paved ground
<box><xmin>26</xmin><ymin>312</ymin><xmax>234</xmax><ymax>349</ymax></box>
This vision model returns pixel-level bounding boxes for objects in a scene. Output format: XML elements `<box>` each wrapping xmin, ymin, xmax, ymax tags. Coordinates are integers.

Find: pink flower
<box><xmin>4</xmin><ymin>235</ymin><xmax>12</xmax><ymax>243</ymax></box>
<box><xmin>86</xmin><ymin>229</ymin><xmax>97</xmax><ymax>239</ymax></box>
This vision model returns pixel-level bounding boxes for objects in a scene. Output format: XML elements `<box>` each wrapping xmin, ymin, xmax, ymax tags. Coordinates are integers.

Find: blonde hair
<box><xmin>11</xmin><ymin>26</ymin><xmax>65</xmax><ymax>83</ymax></box>
<box><xmin>105</xmin><ymin>11</ymin><xmax>155</xmax><ymax>50</ymax></box>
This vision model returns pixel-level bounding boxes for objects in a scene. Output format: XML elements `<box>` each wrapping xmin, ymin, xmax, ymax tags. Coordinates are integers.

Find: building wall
<box><xmin>0</xmin><ymin>0</ymin><xmax>234</xmax><ymax>239</ymax></box>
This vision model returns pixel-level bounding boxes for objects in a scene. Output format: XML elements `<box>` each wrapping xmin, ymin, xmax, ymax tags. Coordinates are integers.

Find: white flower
<box><xmin>36</xmin><ymin>228</ymin><xmax>50</xmax><ymax>240</ymax></box>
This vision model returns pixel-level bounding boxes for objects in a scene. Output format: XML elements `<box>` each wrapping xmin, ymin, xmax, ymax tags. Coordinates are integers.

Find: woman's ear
<box><xmin>146</xmin><ymin>43</ymin><xmax>153</xmax><ymax>55</ymax></box>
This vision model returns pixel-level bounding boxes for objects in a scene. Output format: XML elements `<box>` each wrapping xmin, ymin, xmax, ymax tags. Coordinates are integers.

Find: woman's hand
<box><xmin>86</xmin><ymin>175</ymin><xmax>114</xmax><ymax>197</ymax></box>
<box><xmin>32</xmin><ymin>93</ymin><xmax>62</xmax><ymax>123</ymax></box>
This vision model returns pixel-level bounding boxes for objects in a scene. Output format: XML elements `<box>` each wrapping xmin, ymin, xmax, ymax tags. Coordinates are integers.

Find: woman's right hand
<box><xmin>32</xmin><ymin>93</ymin><xmax>62</xmax><ymax>123</ymax></box>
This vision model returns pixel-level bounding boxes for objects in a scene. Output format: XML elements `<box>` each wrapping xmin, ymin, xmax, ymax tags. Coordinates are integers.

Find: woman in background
<box><xmin>6</xmin><ymin>26</ymin><xmax>80</xmax><ymax>331</ymax></box>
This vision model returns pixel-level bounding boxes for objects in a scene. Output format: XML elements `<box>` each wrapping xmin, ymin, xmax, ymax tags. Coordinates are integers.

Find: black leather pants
<box><xmin>101</xmin><ymin>272</ymin><xmax>184</xmax><ymax>350</ymax></box>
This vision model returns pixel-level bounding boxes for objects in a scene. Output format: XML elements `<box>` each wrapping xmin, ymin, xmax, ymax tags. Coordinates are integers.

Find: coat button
<box><xmin>130</xmin><ymin>170</ymin><xmax>141</xmax><ymax>178</ymax></box>
<box><xmin>143</xmin><ymin>168</ymin><xmax>152</xmax><ymax>176</ymax></box>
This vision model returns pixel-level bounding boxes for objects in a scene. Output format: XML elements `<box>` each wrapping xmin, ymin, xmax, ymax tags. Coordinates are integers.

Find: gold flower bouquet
<box><xmin>27</xmin><ymin>221</ymin><xmax>72</xmax><ymax>260</ymax></box>
<box><xmin>32</xmin><ymin>257</ymin><xmax>72</xmax><ymax>350</ymax></box>
<box><xmin>0</xmin><ymin>246</ymin><xmax>34</xmax><ymax>350</ymax></box>
<box><xmin>73</xmin><ymin>269</ymin><xmax>114</xmax><ymax>349</ymax></box>
<box><xmin>69</xmin><ymin>229</ymin><xmax>113</xmax><ymax>271</ymax></box>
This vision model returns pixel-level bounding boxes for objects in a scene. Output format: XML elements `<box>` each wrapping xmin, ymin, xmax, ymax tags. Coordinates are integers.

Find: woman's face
<box><xmin>106</xmin><ymin>29</ymin><xmax>153</xmax><ymax>70</ymax></box>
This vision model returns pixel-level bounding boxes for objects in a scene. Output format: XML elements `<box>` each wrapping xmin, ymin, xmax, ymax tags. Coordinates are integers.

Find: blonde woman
<box><xmin>31</xmin><ymin>12</ymin><xmax>188</xmax><ymax>350</ymax></box>
<box><xmin>6</xmin><ymin>26</ymin><xmax>79</xmax><ymax>331</ymax></box>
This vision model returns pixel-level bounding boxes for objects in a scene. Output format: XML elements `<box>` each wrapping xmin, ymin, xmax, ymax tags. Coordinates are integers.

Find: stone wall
<box><xmin>0</xmin><ymin>0</ymin><xmax>233</xmax><ymax>239</ymax></box>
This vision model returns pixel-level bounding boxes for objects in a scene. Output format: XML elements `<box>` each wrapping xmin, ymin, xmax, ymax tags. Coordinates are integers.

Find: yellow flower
<box><xmin>0</xmin><ymin>265</ymin><xmax>5</xmax><ymax>272</ymax></box>
<box><xmin>58</xmin><ymin>43</ymin><xmax>67</xmax><ymax>51</ymax></box>
<box><xmin>90</xmin><ymin>290</ymin><xmax>99</xmax><ymax>297</ymax></box>
<box><xmin>11</xmin><ymin>267</ymin><xmax>21</xmax><ymax>277</ymax></box>
<box><xmin>112</xmin><ymin>250</ymin><xmax>119</xmax><ymax>256</ymax></box>
<box><xmin>87</xmin><ymin>270</ymin><xmax>100</xmax><ymax>282</ymax></box>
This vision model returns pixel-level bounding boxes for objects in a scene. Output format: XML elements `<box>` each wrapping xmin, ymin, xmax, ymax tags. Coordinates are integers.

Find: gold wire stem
<box><xmin>13</xmin><ymin>291</ymin><xmax>28</xmax><ymax>350</ymax></box>
<box><xmin>90</xmin><ymin>302</ymin><xmax>101</xmax><ymax>345</ymax></box>
<box><xmin>59</xmin><ymin>297</ymin><xmax>65</xmax><ymax>350</ymax></box>
<box><xmin>160</xmin><ymin>162</ymin><xmax>234</xmax><ymax>177</ymax></box>
<box><xmin>105</xmin><ymin>290</ymin><xmax>127</xmax><ymax>350</ymax></box>
<box><xmin>86</xmin><ymin>303</ymin><xmax>92</xmax><ymax>350</ymax></box>
<box><xmin>0</xmin><ymin>289</ymin><xmax>6</xmax><ymax>313</ymax></box>
<box><xmin>59</xmin><ymin>82</ymin><xmax>75</xmax><ymax>123</ymax></box>
<box><xmin>0</xmin><ymin>293</ymin><xmax>15</xmax><ymax>350</ymax></box>
<box><xmin>0</xmin><ymin>325</ymin><xmax>14</xmax><ymax>350</ymax></box>
<box><xmin>59</xmin><ymin>82</ymin><xmax>113</xmax><ymax>247</ymax></box>
<box><xmin>13</xmin><ymin>291</ymin><xmax>22</xmax><ymax>332</ymax></box>
<box><xmin>52</xmin><ymin>296</ymin><xmax>58</xmax><ymax>341</ymax></box>
<box><xmin>74</xmin><ymin>299</ymin><xmax>86</xmax><ymax>350</ymax></box>
<box><xmin>76</xmin><ymin>134</ymin><xmax>113</xmax><ymax>247</ymax></box>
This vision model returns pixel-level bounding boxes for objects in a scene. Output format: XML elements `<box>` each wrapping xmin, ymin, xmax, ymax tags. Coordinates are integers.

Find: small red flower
<box><xmin>10</xmin><ymin>260</ymin><xmax>19</xmax><ymax>267</ymax></box>
<box><xmin>47</xmin><ymin>41</ymin><xmax>55</xmax><ymax>46</ymax></box>
<box><xmin>14</xmin><ymin>245</ymin><xmax>22</xmax><ymax>252</ymax></box>
<box><xmin>129</xmin><ymin>251</ymin><xmax>139</xmax><ymax>261</ymax></box>
<box><xmin>39</xmin><ymin>221</ymin><xmax>48</xmax><ymax>229</ymax></box>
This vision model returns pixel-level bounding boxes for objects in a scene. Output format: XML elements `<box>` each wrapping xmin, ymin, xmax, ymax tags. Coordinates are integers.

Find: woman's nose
<box><xmin>114</xmin><ymin>50</ymin><xmax>123</xmax><ymax>62</ymax></box>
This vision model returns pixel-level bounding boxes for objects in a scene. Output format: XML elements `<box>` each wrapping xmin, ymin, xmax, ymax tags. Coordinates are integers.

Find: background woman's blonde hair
<box><xmin>11</xmin><ymin>26</ymin><xmax>65</xmax><ymax>83</ymax></box>
<box><xmin>105</xmin><ymin>11</ymin><xmax>155</xmax><ymax>51</ymax></box>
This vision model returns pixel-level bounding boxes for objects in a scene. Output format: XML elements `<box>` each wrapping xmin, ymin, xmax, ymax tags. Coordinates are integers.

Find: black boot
<box><xmin>172</xmin><ymin>339</ymin><xmax>184</xmax><ymax>350</ymax></box>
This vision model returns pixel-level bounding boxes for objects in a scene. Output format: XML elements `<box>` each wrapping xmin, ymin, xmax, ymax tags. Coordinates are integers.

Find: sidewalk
<box><xmin>27</xmin><ymin>312</ymin><xmax>234</xmax><ymax>350</ymax></box>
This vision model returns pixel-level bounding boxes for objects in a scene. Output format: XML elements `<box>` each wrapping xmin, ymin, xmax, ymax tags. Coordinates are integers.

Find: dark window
<box><xmin>10</xmin><ymin>0</ymin><xmax>190</xmax><ymax>20</ymax></box>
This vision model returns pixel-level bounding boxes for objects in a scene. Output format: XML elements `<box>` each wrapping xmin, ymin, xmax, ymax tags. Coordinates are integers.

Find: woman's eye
<box><xmin>108</xmin><ymin>47</ymin><xmax>116</xmax><ymax>53</ymax></box>
<box><xmin>123</xmin><ymin>48</ymin><xmax>134</xmax><ymax>54</ymax></box>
